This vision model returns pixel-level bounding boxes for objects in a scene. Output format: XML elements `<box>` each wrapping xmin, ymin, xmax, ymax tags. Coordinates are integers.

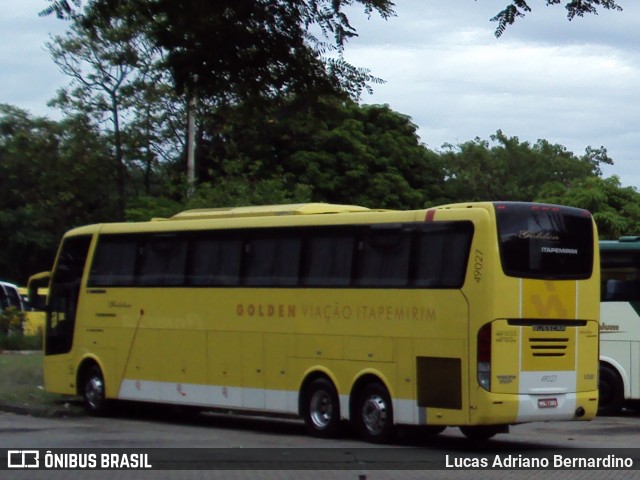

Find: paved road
<box><xmin>2</xmin><ymin>404</ymin><xmax>640</xmax><ymax>479</ymax></box>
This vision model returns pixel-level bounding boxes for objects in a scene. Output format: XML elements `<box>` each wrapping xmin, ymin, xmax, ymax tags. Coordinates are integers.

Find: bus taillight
<box><xmin>477</xmin><ymin>323</ymin><xmax>492</xmax><ymax>391</ymax></box>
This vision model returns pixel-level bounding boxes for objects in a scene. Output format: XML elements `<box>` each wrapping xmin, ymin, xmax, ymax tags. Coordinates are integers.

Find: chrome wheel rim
<box><xmin>85</xmin><ymin>375</ymin><xmax>104</xmax><ymax>410</ymax></box>
<box><xmin>309</xmin><ymin>390</ymin><xmax>333</xmax><ymax>429</ymax></box>
<box><xmin>361</xmin><ymin>394</ymin><xmax>387</xmax><ymax>435</ymax></box>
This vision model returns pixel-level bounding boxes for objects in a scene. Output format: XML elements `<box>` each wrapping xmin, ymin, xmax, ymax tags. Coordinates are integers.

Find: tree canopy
<box><xmin>441</xmin><ymin>130</ymin><xmax>613</xmax><ymax>202</ymax></box>
<box><xmin>492</xmin><ymin>0</ymin><xmax>623</xmax><ymax>36</ymax></box>
<box><xmin>4</xmin><ymin>97</ymin><xmax>640</xmax><ymax>283</ymax></box>
<box><xmin>2</xmin><ymin>0</ymin><xmax>631</xmax><ymax>285</ymax></box>
<box><xmin>0</xmin><ymin>105</ymin><xmax>118</xmax><ymax>283</ymax></box>
<box><xmin>46</xmin><ymin>2</ymin><xmax>184</xmax><ymax>218</ymax></box>
<box><xmin>42</xmin><ymin>0</ymin><xmax>625</xmax><ymax>104</ymax></box>
<box><xmin>190</xmin><ymin>96</ymin><xmax>445</xmax><ymax>209</ymax></box>
<box><xmin>42</xmin><ymin>0</ymin><xmax>395</xmax><ymax>101</ymax></box>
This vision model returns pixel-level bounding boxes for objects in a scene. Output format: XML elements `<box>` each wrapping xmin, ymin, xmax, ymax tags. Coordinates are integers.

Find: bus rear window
<box><xmin>495</xmin><ymin>203</ymin><xmax>594</xmax><ymax>280</ymax></box>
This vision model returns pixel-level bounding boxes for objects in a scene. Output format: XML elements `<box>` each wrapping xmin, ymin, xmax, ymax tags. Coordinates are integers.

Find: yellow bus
<box><xmin>38</xmin><ymin>201</ymin><xmax>599</xmax><ymax>442</ymax></box>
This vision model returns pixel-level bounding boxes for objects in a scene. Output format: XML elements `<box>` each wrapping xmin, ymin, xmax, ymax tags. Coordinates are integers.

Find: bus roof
<box><xmin>164</xmin><ymin>203</ymin><xmax>379</xmax><ymax>220</ymax></box>
<box><xmin>600</xmin><ymin>237</ymin><xmax>640</xmax><ymax>251</ymax></box>
<box><xmin>63</xmin><ymin>201</ymin><xmax>581</xmax><ymax>237</ymax></box>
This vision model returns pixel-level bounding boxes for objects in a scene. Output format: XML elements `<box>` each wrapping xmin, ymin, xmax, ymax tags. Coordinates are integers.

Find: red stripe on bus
<box><xmin>425</xmin><ymin>209</ymin><xmax>435</xmax><ymax>222</ymax></box>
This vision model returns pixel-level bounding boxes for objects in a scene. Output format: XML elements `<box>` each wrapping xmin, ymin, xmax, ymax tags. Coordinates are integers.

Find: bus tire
<box><xmin>598</xmin><ymin>364</ymin><xmax>624</xmax><ymax>416</ymax></box>
<box><xmin>82</xmin><ymin>365</ymin><xmax>109</xmax><ymax>416</ymax></box>
<box><xmin>355</xmin><ymin>382</ymin><xmax>395</xmax><ymax>444</ymax></box>
<box><xmin>459</xmin><ymin>425</ymin><xmax>501</xmax><ymax>441</ymax></box>
<box><xmin>423</xmin><ymin>426</ymin><xmax>446</xmax><ymax>436</ymax></box>
<box><xmin>302</xmin><ymin>378</ymin><xmax>342</xmax><ymax>438</ymax></box>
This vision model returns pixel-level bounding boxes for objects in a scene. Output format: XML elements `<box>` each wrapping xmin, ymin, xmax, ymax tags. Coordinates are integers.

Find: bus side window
<box><xmin>605</xmin><ymin>279</ymin><xmax>640</xmax><ymax>301</ymax></box>
<box><xmin>244</xmin><ymin>235</ymin><xmax>301</xmax><ymax>287</ymax></box>
<box><xmin>355</xmin><ymin>228</ymin><xmax>411</xmax><ymax>287</ymax></box>
<box><xmin>188</xmin><ymin>236</ymin><xmax>242</xmax><ymax>286</ymax></box>
<box><xmin>137</xmin><ymin>234</ymin><xmax>187</xmax><ymax>286</ymax></box>
<box><xmin>413</xmin><ymin>223</ymin><xmax>473</xmax><ymax>288</ymax></box>
<box><xmin>89</xmin><ymin>236</ymin><xmax>137</xmax><ymax>287</ymax></box>
<box><xmin>301</xmin><ymin>233</ymin><xmax>354</xmax><ymax>287</ymax></box>
<box><xmin>0</xmin><ymin>285</ymin><xmax>8</xmax><ymax>311</ymax></box>
<box><xmin>5</xmin><ymin>285</ymin><xmax>23</xmax><ymax>311</ymax></box>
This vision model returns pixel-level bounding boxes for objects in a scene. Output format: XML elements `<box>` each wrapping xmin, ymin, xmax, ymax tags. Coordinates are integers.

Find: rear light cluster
<box><xmin>477</xmin><ymin>323</ymin><xmax>492</xmax><ymax>391</ymax></box>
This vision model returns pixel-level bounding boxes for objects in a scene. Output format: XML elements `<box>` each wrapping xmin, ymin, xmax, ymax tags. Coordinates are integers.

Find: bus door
<box><xmin>46</xmin><ymin>235</ymin><xmax>92</xmax><ymax>356</ymax></box>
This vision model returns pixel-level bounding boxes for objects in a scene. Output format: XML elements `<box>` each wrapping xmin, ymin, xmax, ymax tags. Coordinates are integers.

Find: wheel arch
<box><xmin>599</xmin><ymin>356</ymin><xmax>630</xmax><ymax>399</ymax></box>
<box><xmin>297</xmin><ymin>367</ymin><xmax>342</xmax><ymax>418</ymax></box>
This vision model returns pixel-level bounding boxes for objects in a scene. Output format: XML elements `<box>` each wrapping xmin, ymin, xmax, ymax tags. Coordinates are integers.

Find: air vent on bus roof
<box><xmin>167</xmin><ymin>203</ymin><xmax>374</xmax><ymax>220</ymax></box>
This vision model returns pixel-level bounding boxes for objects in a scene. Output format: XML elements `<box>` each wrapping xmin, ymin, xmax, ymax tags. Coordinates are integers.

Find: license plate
<box><xmin>538</xmin><ymin>398</ymin><xmax>558</xmax><ymax>409</ymax></box>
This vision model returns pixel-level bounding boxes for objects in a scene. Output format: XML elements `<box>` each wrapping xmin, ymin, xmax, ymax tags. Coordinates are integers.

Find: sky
<box><xmin>1</xmin><ymin>0</ymin><xmax>639</xmax><ymax>187</ymax></box>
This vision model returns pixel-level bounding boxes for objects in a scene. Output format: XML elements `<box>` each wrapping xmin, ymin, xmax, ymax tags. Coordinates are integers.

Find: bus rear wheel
<box><xmin>302</xmin><ymin>378</ymin><xmax>342</xmax><ymax>438</ymax></box>
<box><xmin>355</xmin><ymin>382</ymin><xmax>395</xmax><ymax>444</ymax></box>
<box><xmin>82</xmin><ymin>365</ymin><xmax>109</xmax><ymax>416</ymax></box>
<box><xmin>598</xmin><ymin>364</ymin><xmax>624</xmax><ymax>416</ymax></box>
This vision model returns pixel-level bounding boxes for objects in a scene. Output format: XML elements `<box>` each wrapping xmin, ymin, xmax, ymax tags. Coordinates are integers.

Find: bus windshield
<box><xmin>495</xmin><ymin>202</ymin><xmax>594</xmax><ymax>280</ymax></box>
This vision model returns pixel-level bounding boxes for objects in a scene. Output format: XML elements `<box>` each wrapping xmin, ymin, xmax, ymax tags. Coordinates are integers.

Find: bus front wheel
<box><xmin>302</xmin><ymin>378</ymin><xmax>342</xmax><ymax>438</ymax></box>
<box><xmin>355</xmin><ymin>382</ymin><xmax>395</xmax><ymax>443</ymax></box>
<box><xmin>82</xmin><ymin>365</ymin><xmax>109</xmax><ymax>416</ymax></box>
<box><xmin>598</xmin><ymin>364</ymin><xmax>624</xmax><ymax>416</ymax></box>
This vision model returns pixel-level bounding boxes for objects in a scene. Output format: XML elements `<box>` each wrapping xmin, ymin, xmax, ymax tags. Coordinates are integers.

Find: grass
<box><xmin>0</xmin><ymin>351</ymin><xmax>78</xmax><ymax>412</ymax></box>
<box><xmin>0</xmin><ymin>332</ymin><xmax>43</xmax><ymax>351</ymax></box>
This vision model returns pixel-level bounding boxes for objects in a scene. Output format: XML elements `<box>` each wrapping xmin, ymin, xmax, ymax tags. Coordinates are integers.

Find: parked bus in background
<box><xmin>0</xmin><ymin>281</ymin><xmax>28</xmax><ymax>337</ymax></box>
<box><xmin>35</xmin><ymin>202</ymin><xmax>599</xmax><ymax>442</ymax></box>
<box><xmin>0</xmin><ymin>281</ymin><xmax>24</xmax><ymax>313</ymax></box>
<box><xmin>19</xmin><ymin>272</ymin><xmax>51</xmax><ymax>336</ymax></box>
<box><xmin>598</xmin><ymin>237</ymin><xmax>640</xmax><ymax>415</ymax></box>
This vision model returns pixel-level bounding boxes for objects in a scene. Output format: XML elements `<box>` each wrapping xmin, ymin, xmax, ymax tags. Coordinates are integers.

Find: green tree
<box><xmin>538</xmin><ymin>176</ymin><xmax>640</xmax><ymax>239</ymax></box>
<box><xmin>43</xmin><ymin>0</ymin><xmax>393</xmax><ymax>102</ymax></box>
<box><xmin>492</xmin><ymin>0</ymin><xmax>622</xmax><ymax>37</ymax></box>
<box><xmin>441</xmin><ymin>130</ymin><xmax>611</xmax><ymax>202</ymax></box>
<box><xmin>0</xmin><ymin>105</ymin><xmax>116</xmax><ymax>283</ymax></box>
<box><xmin>47</xmin><ymin>1</ymin><xmax>184</xmax><ymax>218</ymax></box>
<box><xmin>194</xmin><ymin>96</ymin><xmax>445</xmax><ymax>209</ymax></box>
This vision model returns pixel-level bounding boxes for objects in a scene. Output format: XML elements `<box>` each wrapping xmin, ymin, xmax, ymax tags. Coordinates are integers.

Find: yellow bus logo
<box><xmin>524</xmin><ymin>280</ymin><xmax>574</xmax><ymax>319</ymax></box>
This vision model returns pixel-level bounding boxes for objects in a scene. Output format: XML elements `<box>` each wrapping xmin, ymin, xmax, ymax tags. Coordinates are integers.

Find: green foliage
<box><xmin>0</xmin><ymin>307</ymin><xmax>42</xmax><ymax>351</ymax></box>
<box><xmin>538</xmin><ymin>176</ymin><xmax>640</xmax><ymax>239</ymax></box>
<box><xmin>492</xmin><ymin>0</ymin><xmax>622</xmax><ymax>37</ymax></box>
<box><xmin>197</xmin><ymin>97</ymin><xmax>445</xmax><ymax>209</ymax></box>
<box><xmin>0</xmin><ymin>106</ymin><xmax>118</xmax><ymax>282</ymax></box>
<box><xmin>0</xmin><ymin>352</ymin><xmax>68</xmax><ymax>409</ymax></box>
<box><xmin>46</xmin><ymin>2</ymin><xmax>185</xmax><ymax>218</ymax></box>
<box><xmin>441</xmin><ymin>130</ymin><xmax>609</xmax><ymax>202</ymax></box>
<box><xmin>439</xmin><ymin>129</ymin><xmax>640</xmax><ymax>238</ymax></box>
<box><xmin>43</xmin><ymin>0</ymin><xmax>395</xmax><ymax>102</ymax></box>
<box><xmin>4</xmin><ymin>0</ymin><xmax>628</xmax><ymax>296</ymax></box>
<box><xmin>125</xmin><ymin>195</ymin><xmax>183</xmax><ymax>222</ymax></box>
<box><xmin>0</xmin><ymin>307</ymin><xmax>26</xmax><ymax>336</ymax></box>
<box><xmin>186</xmin><ymin>180</ymin><xmax>313</xmax><ymax>211</ymax></box>
<box><xmin>0</xmin><ymin>333</ymin><xmax>43</xmax><ymax>352</ymax></box>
